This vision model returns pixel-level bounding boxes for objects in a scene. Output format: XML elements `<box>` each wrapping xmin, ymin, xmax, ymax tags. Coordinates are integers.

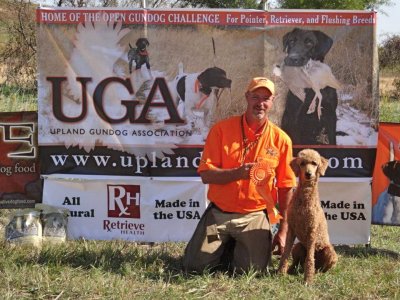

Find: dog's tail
<box><xmin>212</xmin><ymin>37</ymin><xmax>217</xmax><ymax>67</ymax></box>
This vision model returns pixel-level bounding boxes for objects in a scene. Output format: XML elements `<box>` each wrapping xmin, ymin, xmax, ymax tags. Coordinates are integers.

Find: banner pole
<box><xmin>261</xmin><ymin>0</ymin><xmax>268</xmax><ymax>10</ymax></box>
<box><xmin>142</xmin><ymin>0</ymin><xmax>147</xmax><ymax>38</ymax></box>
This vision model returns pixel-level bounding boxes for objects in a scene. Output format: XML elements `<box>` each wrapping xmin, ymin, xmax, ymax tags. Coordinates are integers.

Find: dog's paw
<box><xmin>288</xmin><ymin>265</ymin><xmax>300</xmax><ymax>275</ymax></box>
<box><xmin>277</xmin><ymin>265</ymin><xmax>288</xmax><ymax>275</ymax></box>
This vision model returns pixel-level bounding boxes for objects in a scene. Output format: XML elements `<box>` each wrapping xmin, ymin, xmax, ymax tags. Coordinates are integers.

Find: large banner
<box><xmin>0</xmin><ymin>112</ymin><xmax>41</xmax><ymax>208</ymax></box>
<box><xmin>37</xmin><ymin>8</ymin><xmax>377</xmax><ymax>242</ymax></box>
<box><xmin>37</xmin><ymin>8</ymin><xmax>377</xmax><ymax>177</ymax></box>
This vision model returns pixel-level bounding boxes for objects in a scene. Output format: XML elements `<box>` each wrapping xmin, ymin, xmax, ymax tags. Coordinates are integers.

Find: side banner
<box><xmin>372</xmin><ymin>123</ymin><xmax>400</xmax><ymax>225</ymax></box>
<box><xmin>42</xmin><ymin>175</ymin><xmax>206</xmax><ymax>241</ymax></box>
<box><xmin>0</xmin><ymin>112</ymin><xmax>41</xmax><ymax>208</ymax></box>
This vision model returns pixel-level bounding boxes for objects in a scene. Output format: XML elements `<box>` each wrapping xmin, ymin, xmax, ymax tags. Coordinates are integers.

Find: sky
<box><xmin>376</xmin><ymin>0</ymin><xmax>400</xmax><ymax>43</ymax></box>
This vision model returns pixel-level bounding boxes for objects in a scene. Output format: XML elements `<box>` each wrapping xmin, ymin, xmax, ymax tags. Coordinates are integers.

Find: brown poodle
<box><xmin>278</xmin><ymin>149</ymin><xmax>337</xmax><ymax>284</ymax></box>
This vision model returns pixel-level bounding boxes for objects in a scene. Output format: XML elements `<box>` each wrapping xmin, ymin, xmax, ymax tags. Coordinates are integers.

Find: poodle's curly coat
<box><xmin>278</xmin><ymin>149</ymin><xmax>338</xmax><ymax>284</ymax></box>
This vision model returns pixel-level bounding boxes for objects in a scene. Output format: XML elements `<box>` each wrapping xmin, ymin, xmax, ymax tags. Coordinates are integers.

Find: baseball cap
<box><xmin>246</xmin><ymin>77</ymin><xmax>275</xmax><ymax>95</ymax></box>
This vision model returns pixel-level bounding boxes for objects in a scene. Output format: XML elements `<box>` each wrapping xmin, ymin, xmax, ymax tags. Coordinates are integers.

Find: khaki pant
<box><xmin>183</xmin><ymin>203</ymin><xmax>272</xmax><ymax>273</ymax></box>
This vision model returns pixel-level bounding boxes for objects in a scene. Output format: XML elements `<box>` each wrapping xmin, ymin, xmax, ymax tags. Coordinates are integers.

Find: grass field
<box><xmin>0</xmin><ymin>220</ymin><xmax>399</xmax><ymax>299</ymax></box>
<box><xmin>379</xmin><ymin>72</ymin><xmax>400</xmax><ymax>123</ymax></box>
<box><xmin>0</xmin><ymin>60</ymin><xmax>399</xmax><ymax>299</ymax></box>
<box><xmin>0</xmin><ymin>84</ymin><xmax>37</xmax><ymax>112</ymax></box>
<box><xmin>380</xmin><ymin>96</ymin><xmax>400</xmax><ymax>123</ymax></box>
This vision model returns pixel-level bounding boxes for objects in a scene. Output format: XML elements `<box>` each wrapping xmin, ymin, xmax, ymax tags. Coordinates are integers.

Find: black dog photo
<box><xmin>128</xmin><ymin>37</ymin><xmax>151</xmax><ymax>75</ymax></box>
<box><xmin>373</xmin><ymin>160</ymin><xmax>400</xmax><ymax>224</ymax></box>
<box><xmin>279</xmin><ymin>28</ymin><xmax>338</xmax><ymax>145</ymax></box>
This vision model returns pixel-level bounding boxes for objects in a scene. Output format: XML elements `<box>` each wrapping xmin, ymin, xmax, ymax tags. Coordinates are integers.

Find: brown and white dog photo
<box><xmin>170</xmin><ymin>65</ymin><xmax>232</xmax><ymax>140</ymax></box>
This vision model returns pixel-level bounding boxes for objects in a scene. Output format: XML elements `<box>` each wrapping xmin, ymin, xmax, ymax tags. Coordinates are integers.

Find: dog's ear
<box><xmin>290</xmin><ymin>157</ymin><xmax>300</xmax><ymax>176</ymax></box>
<box><xmin>282</xmin><ymin>32</ymin><xmax>291</xmax><ymax>53</ymax></box>
<box><xmin>393</xmin><ymin>161</ymin><xmax>400</xmax><ymax>183</ymax></box>
<box><xmin>311</xmin><ymin>30</ymin><xmax>333</xmax><ymax>62</ymax></box>
<box><xmin>283</xmin><ymin>28</ymin><xmax>302</xmax><ymax>52</ymax></box>
<box><xmin>382</xmin><ymin>161</ymin><xmax>400</xmax><ymax>180</ymax></box>
<box><xmin>283</xmin><ymin>28</ymin><xmax>298</xmax><ymax>53</ymax></box>
<box><xmin>382</xmin><ymin>162</ymin><xmax>391</xmax><ymax>179</ymax></box>
<box><xmin>198</xmin><ymin>67</ymin><xmax>231</xmax><ymax>89</ymax></box>
<box><xmin>318</xmin><ymin>156</ymin><xmax>329</xmax><ymax>176</ymax></box>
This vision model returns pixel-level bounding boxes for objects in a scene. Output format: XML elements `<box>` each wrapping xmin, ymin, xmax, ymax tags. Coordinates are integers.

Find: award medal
<box><xmin>250</xmin><ymin>162</ymin><xmax>282</xmax><ymax>224</ymax></box>
<box><xmin>241</xmin><ymin>115</ymin><xmax>282</xmax><ymax>224</ymax></box>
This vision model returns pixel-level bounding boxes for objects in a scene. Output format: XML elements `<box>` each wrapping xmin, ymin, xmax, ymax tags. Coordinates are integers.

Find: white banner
<box><xmin>319</xmin><ymin>178</ymin><xmax>371</xmax><ymax>245</ymax></box>
<box><xmin>43</xmin><ymin>175</ymin><xmax>370</xmax><ymax>244</ymax></box>
<box><xmin>42</xmin><ymin>175</ymin><xmax>206</xmax><ymax>242</ymax></box>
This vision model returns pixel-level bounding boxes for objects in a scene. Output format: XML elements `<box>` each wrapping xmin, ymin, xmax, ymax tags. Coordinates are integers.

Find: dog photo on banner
<box><xmin>372</xmin><ymin>123</ymin><xmax>400</xmax><ymax>226</ymax></box>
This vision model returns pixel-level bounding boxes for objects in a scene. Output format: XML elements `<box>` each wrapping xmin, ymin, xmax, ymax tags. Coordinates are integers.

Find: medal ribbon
<box><xmin>250</xmin><ymin>162</ymin><xmax>282</xmax><ymax>224</ymax></box>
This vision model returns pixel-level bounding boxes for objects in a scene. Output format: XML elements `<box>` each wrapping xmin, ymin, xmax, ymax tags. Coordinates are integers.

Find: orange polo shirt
<box><xmin>198</xmin><ymin>115</ymin><xmax>296</xmax><ymax>213</ymax></box>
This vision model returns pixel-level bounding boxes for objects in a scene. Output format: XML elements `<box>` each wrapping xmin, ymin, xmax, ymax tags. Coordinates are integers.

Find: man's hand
<box><xmin>272</xmin><ymin>225</ymin><xmax>287</xmax><ymax>255</ymax></box>
<box><xmin>272</xmin><ymin>187</ymin><xmax>293</xmax><ymax>255</ymax></box>
<box><xmin>238</xmin><ymin>163</ymin><xmax>255</xmax><ymax>180</ymax></box>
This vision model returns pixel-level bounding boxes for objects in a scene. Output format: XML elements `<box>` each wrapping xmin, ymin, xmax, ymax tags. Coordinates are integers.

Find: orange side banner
<box><xmin>371</xmin><ymin>123</ymin><xmax>400</xmax><ymax>225</ymax></box>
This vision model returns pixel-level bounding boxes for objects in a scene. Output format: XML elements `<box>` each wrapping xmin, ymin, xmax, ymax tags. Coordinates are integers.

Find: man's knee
<box><xmin>232</xmin><ymin>228</ymin><xmax>272</xmax><ymax>273</ymax></box>
<box><xmin>182</xmin><ymin>248</ymin><xmax>223</xmax><ymax>273</ymax></box>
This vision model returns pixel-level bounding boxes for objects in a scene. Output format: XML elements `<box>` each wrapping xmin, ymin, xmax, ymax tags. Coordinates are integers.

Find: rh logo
<box><xmin>107</xmin><ymin>185</ymin><xmax>140</xmax><ymax>218</ymax></box>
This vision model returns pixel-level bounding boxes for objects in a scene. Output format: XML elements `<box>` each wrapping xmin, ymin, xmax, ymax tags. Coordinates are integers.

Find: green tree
<box><xmin>379</xmin><ymin>34</ymin><xmax>400</xmax><ymax>69</ymax></box>
<box><xmin>379</xmin><ymin>34</ymin><xmax>400</xmax><ymax>99</ymax></box>
<box><xmin>276</xmin><ymin>0</ymin><xmax>393</xmax><ymax>10</ymax></box>
<box><xmin>0</xmin><ymin>0</ymin><xmax>36</xmax><ymax>88</ymax></box>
